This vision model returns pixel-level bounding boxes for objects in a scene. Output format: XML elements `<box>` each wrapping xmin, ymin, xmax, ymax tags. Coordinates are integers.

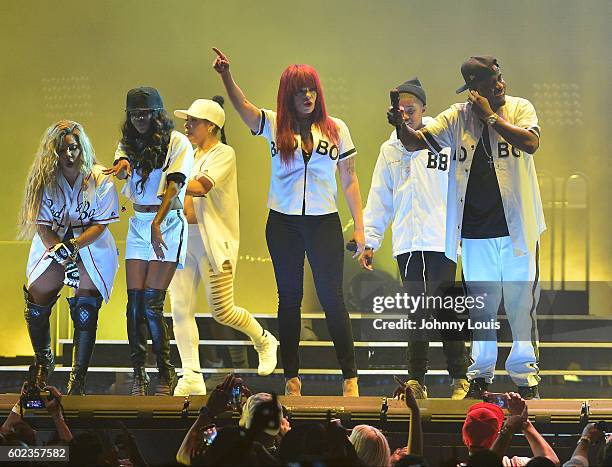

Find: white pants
<box><xmin>125</xmin><ymin>210</ymin><xmax>188</xmax><ymax>268</ymax></box>
<box><xmin>168</xmin><ymin>225</ymin><xmax>263</xmax><ymax>371</ymax></box>
<box><xmin>462</xmin><ymin>236</ymin><xmax>540</xmax><ymax>387</ymax></box>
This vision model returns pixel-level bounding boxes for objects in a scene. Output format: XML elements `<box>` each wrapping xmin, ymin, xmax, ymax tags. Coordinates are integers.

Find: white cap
<box><xmin>174</xmin><ymin>99</ymin><xmax>225</xmax><ymax>128</ymax></box>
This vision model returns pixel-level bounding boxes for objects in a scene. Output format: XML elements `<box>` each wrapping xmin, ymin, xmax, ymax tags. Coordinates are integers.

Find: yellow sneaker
<box><xmin>406</xmin><ymin>379</ymin><xmax>428</xmax><ymax>399</ymax></box>
<box><xmin>342</xmin><ymin>377</ymin><xmax>359</xmax><ymax>397</ymax></box>
<box><xmin>450</xmin><ymin>378</ymin><xmax>469</xmax><ymax>400</ymax></box>
<box><xmin>285</xmin><ymin>376</ymin><xmax>301</xmax><ymax>396</ymax></box>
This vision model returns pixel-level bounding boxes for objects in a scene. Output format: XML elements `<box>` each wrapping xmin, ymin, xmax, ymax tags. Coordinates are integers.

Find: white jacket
<box><xmin>420</xmin><ymin>95</ymin><xmax>545</xmax><ymax>261</ymax></box>
<box><xmin>364</xmin><ymin>117</ymin><xmax>452</xmax><ymax>258</ymax></box>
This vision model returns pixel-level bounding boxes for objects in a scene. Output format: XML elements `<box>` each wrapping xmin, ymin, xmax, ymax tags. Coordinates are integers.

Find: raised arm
<box><xmin>212</xmin><ymin>47</ymin><xmax>261</xmax><ymax>133</ymax></box>
<box><xmin>491</xmin><ymin>393</ymin><xmax>528</xmax><ymax>458</ymax></box>
<box><xmin>404</xmin><ymin>385</ymin><xmax>423</xmax><ymax>456</ymax></box>
<box><xmin>387</xmin><ymin>107</ymin><xmax>427</xmax><ymax>152</ymax></box>
<box><xmin>522</xmin><ymin>420</ymin><xmax>560</xmax><ymax>465</ymax></box>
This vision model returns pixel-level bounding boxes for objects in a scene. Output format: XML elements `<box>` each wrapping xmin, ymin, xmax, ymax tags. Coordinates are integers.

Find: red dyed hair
<box><xmin>276</xmin><ymin>64</ymin><xmax>339</xmax><ymax>166</ymax></box>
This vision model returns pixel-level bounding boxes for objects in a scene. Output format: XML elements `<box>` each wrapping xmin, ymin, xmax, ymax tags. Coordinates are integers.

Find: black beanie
<box><xmin>396</xmin><ymin>77</ymin><xmax>426</xmax><ymax>105</ymax></box>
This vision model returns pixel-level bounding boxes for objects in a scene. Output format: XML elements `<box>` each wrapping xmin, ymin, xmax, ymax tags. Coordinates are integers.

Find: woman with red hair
<box><xmin>213</xmin><ymin>48</ymin><xmax>364</xmax><ymax>396</ymax></box>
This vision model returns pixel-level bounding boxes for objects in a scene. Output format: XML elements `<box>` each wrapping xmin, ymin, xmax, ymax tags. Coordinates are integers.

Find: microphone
<box><xmin>390</xmin><ymin>89</ymin><xmax>401</xmax><ymax>139</ymax></box>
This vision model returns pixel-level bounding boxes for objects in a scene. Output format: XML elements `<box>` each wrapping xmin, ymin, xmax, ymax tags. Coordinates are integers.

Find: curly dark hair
<box><xmin>119</xmin><ymin>109</ymin><xmax>174</xmax><ymax>194</ymax></box>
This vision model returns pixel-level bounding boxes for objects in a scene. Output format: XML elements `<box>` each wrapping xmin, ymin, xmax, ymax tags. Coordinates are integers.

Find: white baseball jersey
<box><xmin>419</xmin><ymin>95</ymin><xmax>545</xmax><ymax>260</ymax></box>
<box><xmin>364</xmin><ymin>117</ymin><xmax>452</xmax><ymax>257</ymax></box>
<box><xmin>26</xmin><ymin>165</ymin><xmax>120</xmax><ymax>302</ymax></box>
<box><xmin>114</xmin><ymin>130</ymin><xmax>195</xmax><ymax>207</ymax></box>
<box><xmin>189</xmin><ymin>142</ymin><xmax>240</xmax><ymax>274</ymax></box>
<box><xmin>253</xmin><ymin>109</ymin><xmax>357</xmax><ymax>215</ymax></box>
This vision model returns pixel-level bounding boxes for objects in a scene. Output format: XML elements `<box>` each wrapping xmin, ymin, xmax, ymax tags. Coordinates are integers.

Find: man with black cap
<box><xmin>388</xmin><ymin>57</ymin><xmax>545</xmax><ymax>399</ymax></box>
<box><xmin>361</xmin><ymin>78</ymin><xmax>469</xmax><ymax>399</ymax></box>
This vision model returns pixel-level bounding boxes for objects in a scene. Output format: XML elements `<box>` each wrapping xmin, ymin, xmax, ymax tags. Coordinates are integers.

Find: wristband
<box><xmin>68</xmin><ymin>238</ymin><xmax>79</xmax><ymax>261</ymax></box>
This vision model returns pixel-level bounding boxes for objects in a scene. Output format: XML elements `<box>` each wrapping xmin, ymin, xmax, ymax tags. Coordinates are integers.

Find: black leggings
<box><xmin>397</xmin><ymin>251</ymin><xmax>469</xmax><ymax>382</ymax></box>
<box><xmin>266</xmin><ymin>209</ymin><xmax>357</xmax><ymax>379</ymax></box>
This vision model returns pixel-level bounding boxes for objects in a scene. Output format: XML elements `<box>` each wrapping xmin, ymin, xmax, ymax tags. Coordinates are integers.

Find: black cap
<box><xmin>456</xmin><ymin>56</ymin><xmax>500</xmax><ymax>93</ymax></box>
<box><xmin>126</xmin><ymin>86</ymin><xmax>164</xmax><ymax>111</ymax></box>
<box><xmin>396</xmin><ymin>77</ymin><xmax>426</xmax><ymax>105</ymax></box>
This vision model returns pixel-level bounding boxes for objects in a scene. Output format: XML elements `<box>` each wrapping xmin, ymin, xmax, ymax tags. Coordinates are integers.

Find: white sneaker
<box><xmin>174</xmin><ymin>370</ymin><xmax>207</xmax><ymax>396</ymax></box>
<box><xmin>254</xmin><ymin>332</ymin><xmax>278</xmax><ymax>376</ymax></box>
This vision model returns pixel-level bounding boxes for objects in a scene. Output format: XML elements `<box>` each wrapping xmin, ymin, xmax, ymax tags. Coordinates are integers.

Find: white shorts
<box><xmin>125</xmin><ymin>210</ymin><xmax>188</xmax><ymax>268</ymax></box>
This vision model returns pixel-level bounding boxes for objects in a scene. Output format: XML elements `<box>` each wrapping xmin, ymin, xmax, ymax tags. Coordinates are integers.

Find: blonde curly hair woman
<box><xmin>20</xmin><ymin>120</ymin><xmax>119</xmax><ymax>394</ymax></box>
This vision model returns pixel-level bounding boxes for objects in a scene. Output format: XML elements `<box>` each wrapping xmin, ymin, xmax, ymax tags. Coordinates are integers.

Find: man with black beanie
<box><xmin>360</xmin><ymin>77</ymin><xmax>469</xmax><ymax>399</ymax></box>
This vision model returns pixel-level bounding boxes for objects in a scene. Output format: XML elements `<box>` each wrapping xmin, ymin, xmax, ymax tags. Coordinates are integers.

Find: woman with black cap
<box><xmin>19</xmin><ymin>120</ymin><xmax>120</xmax><ymax>394</ymax></box>
<box><xmin>104</xmin><ymin>87</ymin><xmax>194</xmax><ymax>395</ymax></box>
<box><xmin>168</xmin><ymin>97</ymin><xmax>279</xmax><ymax>396</ymax></box>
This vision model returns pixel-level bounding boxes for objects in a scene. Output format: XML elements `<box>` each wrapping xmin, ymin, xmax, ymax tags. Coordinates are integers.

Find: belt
<box><xmin>133</xmin><ymin>204</ymin><xmax>160</xmax><ymax>213</ymax></box>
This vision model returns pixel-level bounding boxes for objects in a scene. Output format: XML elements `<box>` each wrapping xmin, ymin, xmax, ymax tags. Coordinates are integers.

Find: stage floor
<box><xmin>2</xmin><ymin>393</ymin><xmax>611</xmax><ymax>423</ymax></box>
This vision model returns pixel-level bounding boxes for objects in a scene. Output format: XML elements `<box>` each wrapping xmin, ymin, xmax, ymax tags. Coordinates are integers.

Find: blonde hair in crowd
<box><xmin>18</xmin><ymin>120</ymin><xmax>96</xmax><ymax>239</ymax></box>
<box><xmin>349</xmin><ymin>424</ymin><xmax>391</xmax><ymax>467</ymax></box>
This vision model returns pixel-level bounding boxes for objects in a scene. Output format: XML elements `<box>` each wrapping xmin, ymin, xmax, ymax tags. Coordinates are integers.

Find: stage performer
<box><xmin>213</xmin><ymin>47</ymin><xmax>363</xmax><ymax>396</ymax></box>
<box><xmin>19</xmin><ymin>120</ymin><xmax>120</xmax><ymax>394</ymax></box>
<box><xmin>104</xmin><ymin>86</ymin><xmax>194</xmax><ymax>396</ymax></box>
<box><xmin>388</xmin><ymin>56</ymin><xmax>544</xmax><ymax>399</ymax></box>
<box><xmin>360</xmin><ymin>78</ymin><xmax>469</xmax><ymax>399</ymax></box>
<box><xmin>169</xmin><ymin>97</ymin><xmax>279</xmax><ymax>396</ymax></box>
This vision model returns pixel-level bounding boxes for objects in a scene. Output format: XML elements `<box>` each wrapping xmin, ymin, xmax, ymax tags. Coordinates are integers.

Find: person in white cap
<box><xmin>104</xmin><ymin>86</ymin><xmax>195</xmax><ymax>396</ymax></box>
<box><xmin>169</xmin><ymin>97</ymin><xmax>279</xmax><ymax>396</ymax></box>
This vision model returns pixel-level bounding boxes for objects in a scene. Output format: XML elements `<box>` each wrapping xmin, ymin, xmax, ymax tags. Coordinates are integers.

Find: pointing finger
<box><xmin>212</xmin><ymin>47</ymin><xmax>226</xmax><ymax>60</ymax></box>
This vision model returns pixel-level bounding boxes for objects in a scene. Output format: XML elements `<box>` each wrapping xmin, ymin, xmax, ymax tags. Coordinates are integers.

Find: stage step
<box><xmin>57</xmin><ymin>339</ymin><xmax>612</xmax><ymax>373</ymax></box>
<box><xmin>160</xmin><ymin>313</ymin><xmax>612</xmax><ymax>343</ymax></box>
